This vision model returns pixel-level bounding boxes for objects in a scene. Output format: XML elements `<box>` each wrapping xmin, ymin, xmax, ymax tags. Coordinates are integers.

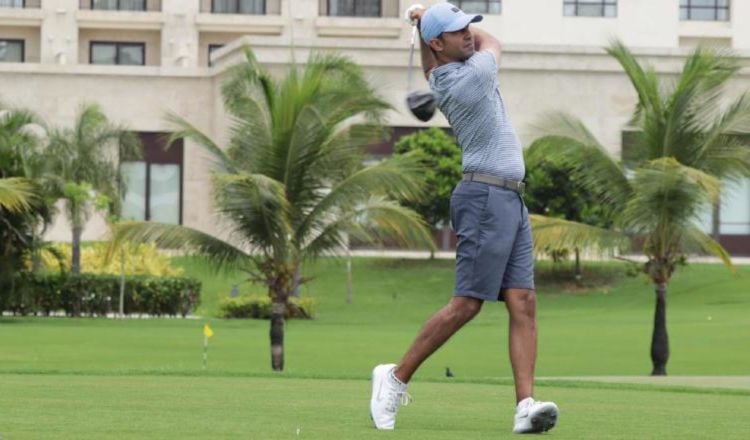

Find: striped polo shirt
<box><xmin>428</xmin><ymin>50</ymin><xmax>525</xmax><ymax>181</ymax></box>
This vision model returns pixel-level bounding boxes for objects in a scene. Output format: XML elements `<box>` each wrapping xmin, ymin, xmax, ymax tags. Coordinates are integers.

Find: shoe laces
<box><xmin>516</xmin><ymin>397</ymin><xmax>535</xmax><ymax>416</ymax></box>
<box><xmin>385</xmin><ymin>388</ymin><xmax>412</xmax><ymax>413</ymax></box>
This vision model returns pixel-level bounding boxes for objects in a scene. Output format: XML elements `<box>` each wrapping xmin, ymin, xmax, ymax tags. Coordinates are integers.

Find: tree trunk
<box><xmin>712</xmin><ymin>198</ymin><xmax>721</xmax><ymax>242</ymax></box>
<box><xmin>31</xmin><ymin>232</ymin><xmax>42</xmax><ymax>272</ymax></box>
<box><xmin>574</xmin><ymin>248</ymin><xmax>582</xmax><ymax>281</ymax></box>
<box><xmin>650</xmin><ymin>282</ymin><xmax>669</xmax><ymax>376</ymax></box>
<box><xmin>270</xmin><ymin>300</ymin><xmax>286</xmax><ymax>371</ymax></box>
<box><xmin>290</xmin><ymin>267</ymin><xmax>301</xmax><ymax>298</ymax></box>
<box><xmin>71</xmin><ymin>225</ymin><xmax>83</xmax><ymax>274</ymax></box>
<box><xmin>441</xmin><ymin>226</ymin><xmax>451</xmax><ymax>252</ymax></box>
<box><xmin>346</xmin><ymin>256</ymin><xmax>353</xmax><ymax>304</ymax></box>
<box><xmin>119</xmin><ymin>250</ymin><xmax>126</xmax><ymax>318</ymax></box>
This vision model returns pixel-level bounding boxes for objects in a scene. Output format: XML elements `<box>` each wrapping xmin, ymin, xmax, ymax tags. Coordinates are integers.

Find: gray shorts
<box><xmin>449</xmin><ymin>180</ymin><xmax>535</xmax><ymax>302</ymax></box>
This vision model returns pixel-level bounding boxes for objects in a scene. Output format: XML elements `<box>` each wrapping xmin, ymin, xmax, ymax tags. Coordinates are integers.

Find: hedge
<box><xmin>219</xmin><ymin>295</ymin><xmax>316</xmax><ymax>320</ymax></box>
<box><xmin>1</xmin><ymin>273</ymin><xmax>201</xmax><ymax>318</ymax></box>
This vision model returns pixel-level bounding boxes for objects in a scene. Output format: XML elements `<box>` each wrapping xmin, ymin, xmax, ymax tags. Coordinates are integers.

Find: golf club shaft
<box><xmin>407</xmin><ymin>25</ymin><xmax>417</xmax><ymax>93</ymax></box>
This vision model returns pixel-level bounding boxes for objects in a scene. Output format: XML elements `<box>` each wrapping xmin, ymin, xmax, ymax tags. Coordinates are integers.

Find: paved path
<box><xmin>348</xmin><ymin>250</ymin><xmax>750</xmax><ymax>265</ymax></box>
<box><xmin>540</xmin><ymin>376</ymin><xmax>750</xmax><ymax>391</ymax></box>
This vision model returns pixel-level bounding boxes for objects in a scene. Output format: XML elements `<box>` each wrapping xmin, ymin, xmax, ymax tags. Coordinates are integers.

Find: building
<box><xmin>1</xmin><ymin>0</ymin><xmax>748</xmax><ymax>254</ymax></box>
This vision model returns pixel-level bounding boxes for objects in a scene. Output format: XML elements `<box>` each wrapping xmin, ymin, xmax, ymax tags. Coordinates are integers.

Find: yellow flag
<box><xmin>203</xmin><ymin>323</ymin><xmax>214</xmax><ymax>338</ymax></box>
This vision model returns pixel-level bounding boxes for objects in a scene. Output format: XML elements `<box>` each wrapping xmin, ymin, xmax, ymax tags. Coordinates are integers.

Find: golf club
<box><xmin>406</xmin><ymin>19</ymin><xmax>438</xmax><ymax>122</ymax></box>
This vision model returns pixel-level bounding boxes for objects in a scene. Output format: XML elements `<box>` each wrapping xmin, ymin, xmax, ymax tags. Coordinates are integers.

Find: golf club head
<box><xmin>407</xmin><ymin>90</ymin><xmax>438</xmax><ymax>122</ymax></box>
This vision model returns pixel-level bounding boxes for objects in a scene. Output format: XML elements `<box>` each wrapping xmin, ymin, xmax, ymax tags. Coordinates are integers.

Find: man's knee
<box><xmin>505</xmin><ymin>289</ymin><xmax>536</xmax><ymax>322</ymax></box>
<box><xmin>449</xmin><ymin>296</ymin><xmax>483</xmax><ymax>322</ymax></box>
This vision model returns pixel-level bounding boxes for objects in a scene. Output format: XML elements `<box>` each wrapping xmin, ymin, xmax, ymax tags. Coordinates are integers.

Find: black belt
<box><xmin>463</xmin><ymin>173</ymin><xmax>525</xmax><ymax>195</ymax></box>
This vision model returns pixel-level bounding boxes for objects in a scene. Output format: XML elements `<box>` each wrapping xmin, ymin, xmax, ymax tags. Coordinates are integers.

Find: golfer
<box><xmin>370</xmin><ymin>3</ymin><xmax>559</xmax><ymax>434</ymax></box>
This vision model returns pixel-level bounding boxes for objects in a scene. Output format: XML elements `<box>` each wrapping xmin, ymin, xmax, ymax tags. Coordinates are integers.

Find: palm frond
<box><xmin>0</xmin><ymin>178</ymin><xmax>36</xmax><ymax>213</ymax></box>
<box><xmin>682</xmin><ymin>225</ymin><xmax>735</xmax><ymax>272</ymax></box>
<box><xmin>220</xmin><ymin>46</ymin><xmax>275</xmax><ymax>168</ymax></box>
<box><xmin>294</xmin><ymin>154</ymin><xmax>424</xmax><ymax>244</ymax></box>
<box><xmin>529</xmin><ymin>111</ymin><xmax>630</xmax><ymax>208</ymax></box>
<box><xmin>108</xmin><ymin>221</ymin><xmax>250</xmax><ymax>272</ymax></box>
<box><xmin>222</xmin><ymin>46</ymin><xmax>276</xmax><ymax>118</ymax></box>
<box><xmin>624</xmin><ymin>158</ymin><xmax>721</xmax><ymax>233</ymax></box>
<box><xmin>163</xmin><ymin>112</ymin><xmax>233</xmax><ymax>172</ymax></box>
<box><xmin>529</xmin><ymin>214</ymin><xmax>629</xmax><ymax>256</ymax></box>
<box><xmin>660</xmin><ymin>49</ymin><xmax>740</xmax><ymax>160</ymax></box>
<box><xmin>606</xmin><ymin>39</ymin><xmax>663</xmax><ymax>118</ymax></box>
<box><xmin>695</xmin><ymin>92</ymin><xmax>750</xmax><ymax>180</ymax></box>
<box><xmin>212</xmin><ymin>172</ymin><xmax>292</xmax><ymax>255</ymax></box>
<box><xmin>303</xmin><ymin>196</ymin><xmax>434</xmax><ymax>258</ymax></box>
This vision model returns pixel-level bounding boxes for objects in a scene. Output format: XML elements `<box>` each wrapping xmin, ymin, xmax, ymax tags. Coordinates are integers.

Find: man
<box><xmin>369</xmin><ymin>2</ymin><xmax>559</xmax><ymax>434</ymax></box>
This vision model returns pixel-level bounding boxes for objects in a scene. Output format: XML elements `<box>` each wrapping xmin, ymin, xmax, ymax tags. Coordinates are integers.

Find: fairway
<box><xmin>1</xmin><ymin>373</ymin><xmax>749</xmax><ymax>439</ymax></box>
<box><xmin>2</xmin><ymin>259</ymin><xmax>749</xmax><ymax>438</ymax></box>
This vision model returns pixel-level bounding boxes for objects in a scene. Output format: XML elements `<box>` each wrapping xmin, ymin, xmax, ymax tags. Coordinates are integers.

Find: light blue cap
<box><xmin>420</xmin><ymin>2</ymin><xmax>483</xmax><ymax>44</ymax></box>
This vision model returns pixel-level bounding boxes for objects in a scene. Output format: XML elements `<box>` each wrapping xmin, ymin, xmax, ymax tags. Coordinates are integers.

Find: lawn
<box><xmin>2</xmin><ymin>374</ymin><xmax>749</xmax><ymax>439</ymax></box>
<box><xmin>1</xmin><ymin>258</ymin><xmax>749</xmax><ymax>438</ymax></box>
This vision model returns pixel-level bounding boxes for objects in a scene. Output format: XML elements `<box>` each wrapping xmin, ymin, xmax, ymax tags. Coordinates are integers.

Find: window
<box><xmin>457</xmin><ymin>0</ymin><xmax>501</xmax><ymax>14</ymax></box>
<box><xmin>680</xmin><ymin>0</ymin><xmax>729</xmax><ymax>21</ymax></box>
<box><xmin>90</xmin><ymin>42</ymin><xmax>145</xmax><ymax>65</ymax></box>
<box><xmin>328</xmin><ymin>0</ymin><xmax>381</xmax><ymax>17</ymax></box>
<box><xmin>208</xmin><ymin>44</ymin><xmax>224</xmax><ymax>67</ymax></box>
<box><xmin>564</xmin><ymin>0</ymin><xmax>617</xmax><ymax>17</ymax></box>
<box><xmin>0</xmin><ymin>39</ymin><xmax>24</xmax><ymax>63</ymax></box>
<box><xmin>121</xmin><ymin>133</ymin><xmax>183</xmax><ymax>224</ymax></box>
<box><xmin>0</xmin><ymin>0</ymin><xmax>24</xmax><ymax>8</ymax></box>
<box><xmin>212</xmin><ymin>0</ymin><xmax>265</xmax><ymax>14</ymax></box>
<box><xmin>720</xmin><ymin>178</ymin><xmax>750</xmax><ymax>234</ymax></box>
<box><xmin>91</xmin><ymin>0</ymin><xmax>146</xmax><ymax>10</ymax></box>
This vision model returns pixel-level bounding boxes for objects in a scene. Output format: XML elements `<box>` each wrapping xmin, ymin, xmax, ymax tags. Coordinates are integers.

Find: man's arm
<box><xmin>418</xmin><ymin>26</ymin><xmax>438</xmax><ymax>80</ymax></box>
<box><xmin>471</xmin><ymin>26</ymin><xmax>502</xmax><ymax>65</ymax></box>
<box><xmin>407</xmin><ymin>6</ymin><xmax>437</xmax><ymax>80</ymax></box>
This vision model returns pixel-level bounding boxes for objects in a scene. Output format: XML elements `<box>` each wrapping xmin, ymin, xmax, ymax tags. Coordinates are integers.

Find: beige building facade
<box><xmin>1</xmin><ymin>0</ymin><xmax>749</xmax><ymax>254</ymax></box>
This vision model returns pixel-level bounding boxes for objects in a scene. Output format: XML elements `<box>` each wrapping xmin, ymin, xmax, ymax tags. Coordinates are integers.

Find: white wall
<box><xmin>2</xmin><ymin>0</ymin><xmax>750</xmax><ymax>245</ymax></box>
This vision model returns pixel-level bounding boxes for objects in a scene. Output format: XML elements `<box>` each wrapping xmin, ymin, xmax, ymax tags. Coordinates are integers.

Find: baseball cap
<box><xmin>420</xmin><ymin>2</ymin><xmax>483</xmax><ymax>44</ymax></box>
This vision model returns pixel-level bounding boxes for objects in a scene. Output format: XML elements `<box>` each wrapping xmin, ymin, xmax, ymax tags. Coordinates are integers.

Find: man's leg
<box><xmin>505</xmin><ymin>288</ymin><xmax>558</xmax><ymax>434</ymax></box>
<box><xmin>394</xmin><ymin>296</ymin><xmax>483</xmax><ymax>383</ymax></box>
<box><xmin>504</xmin><ymin>288</ymin><xmax>537</xmax><ymax>403</ymax></box>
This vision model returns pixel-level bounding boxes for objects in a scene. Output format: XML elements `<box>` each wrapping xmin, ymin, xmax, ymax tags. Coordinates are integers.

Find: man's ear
<box><xmin>429</xmin><ymin>38</ymin><xmax>444</xmax><ymax>53</ymax></box>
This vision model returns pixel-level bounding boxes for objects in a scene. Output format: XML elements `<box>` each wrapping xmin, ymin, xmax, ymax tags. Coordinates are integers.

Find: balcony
<box><xmin>77</xmin><ymin>0</ymin><xmax>163</xmax><ymax>30</ymax></box>
<box><xmin>199</xmin><ymin>0</ymin><xmax>279</xmax><ymax>15</ymax></box>
<box><xmin>320</xmin><ymin>0</ymin><xmax>398</xmax><ymax>18</ymax></box>
<box><xmin>196</xmin><ymin>0</ymin><xmax>284</xmax><ymax>35</ymax></box>
<box><xmin>316</xmin><ymin>0</ymin><xmax>402</xmax><ymax>38</ymax></box>
<box><xmin>79</xmin><ymin>0</ymin><xmax>161</xmax><ymax>11</ymax></box>
<box><xmin>0</xmin><ymin>0</ymin><xmax>41</xmax><ymax>8</ymax></box>
<box><xmin>0</xmin><ymin>0</ymin><xmax>43</xmax><ymax>27</ymax></box>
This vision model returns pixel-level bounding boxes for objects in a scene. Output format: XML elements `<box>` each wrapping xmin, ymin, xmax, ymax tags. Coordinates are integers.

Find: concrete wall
<box><xmin>78</xmin><ymin>28</ymin><xmax>160</xmax><ymax>65</ymax></box>
<box><xmin>1</xmin><ymin>0</ymin><xmax>750</xmax><ymax>247</ymax></box>
<box><xmin>0</xmin><ymin>26</ymin><xmax>40</xmax><ymax>62</ymax></box>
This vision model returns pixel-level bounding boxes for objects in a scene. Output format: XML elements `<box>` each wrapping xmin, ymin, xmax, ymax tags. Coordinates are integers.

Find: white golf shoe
<box><xmin>512</xmin><ymin>397</ymin><xmax>559</xmax><ymax>434</ymax></box>
<box><xmin>370</xmin><ymin>364</ymin><xmax>411</xmax><ymax>430</ymax></box>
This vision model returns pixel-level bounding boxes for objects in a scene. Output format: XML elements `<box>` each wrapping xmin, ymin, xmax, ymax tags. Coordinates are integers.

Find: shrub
<box><xmin>36</xmin><ymin>242</ymin><xmax>183</xmax><ymax>277</ymax></box>
<box><xmin>219</xmin><ymin>295</ymin><xmax>316</xmax><ymax>320</ymax></box>
<box><xmin>1</xmin><ymin>273</ymin><xmax>201</xmax><ymax>318</ymax></box>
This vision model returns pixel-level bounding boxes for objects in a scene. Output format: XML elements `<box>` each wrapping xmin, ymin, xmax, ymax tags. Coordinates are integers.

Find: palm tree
<box><xmin>0</xmin><ymin>178</ymin><xmax>35</xmax><ymax>213</ymax></box>
<box><xmin>529</xmin><ymin>41</ymin><xmax>750</xmax><ymax>375</ymax></box>
<box><xmin>110</xmin><ymin>47</ymin><xmax>434</xmax><ymax>371</ymax></box>
<box><xmin>0</xmin><ymin>105</ymin><xmax>53</xmax><ymax>294</ymax></box>
<box><xmin>48</xmin><ymin>103</ymin><xmax>142</xmax><ymax>274</ymax></box>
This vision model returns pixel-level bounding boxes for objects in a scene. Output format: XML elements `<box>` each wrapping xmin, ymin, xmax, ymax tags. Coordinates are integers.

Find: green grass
<box><xmin>1</xmin><ymin>374</ymin><xmax>749</xmax><ymax>439</ymax></box>
<box><xmin>2</xmin><ymin>258</ymin><xmax>749</xmax><ymax>438</ymax></box>
<box><xmin>7</xmin><ymin>258</ymin><xmax>742</xmax><ymax>377</ymax></box>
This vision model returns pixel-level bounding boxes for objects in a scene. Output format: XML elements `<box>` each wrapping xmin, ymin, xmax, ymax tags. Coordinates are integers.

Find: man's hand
<box><xmin>405</xmin><ymin>4</ymin><xmax>426</xmax><ymax>25</ymax></box>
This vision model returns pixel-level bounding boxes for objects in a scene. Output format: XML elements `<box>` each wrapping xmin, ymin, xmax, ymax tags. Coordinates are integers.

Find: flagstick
<box><xmin>203</xmin><ymin>334</ymin><xmax>208</xmax><ymax>370</ymax></box>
